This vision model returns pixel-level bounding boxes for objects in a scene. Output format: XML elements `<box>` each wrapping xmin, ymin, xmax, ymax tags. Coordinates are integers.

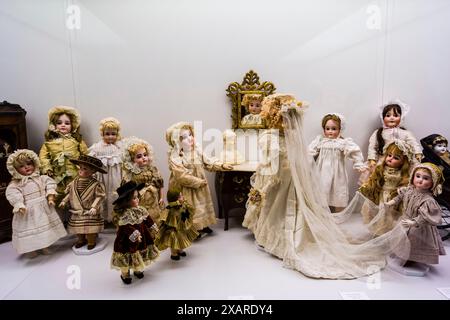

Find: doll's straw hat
<box><xmin>113</xmin><ymin>181</ymin><xmax>145</xmax><ymax>205</ymax></box>
<box><xmin>70</xmin><ymin>154</ymin><xmax>107</xmax><ymax>174</ymax></box>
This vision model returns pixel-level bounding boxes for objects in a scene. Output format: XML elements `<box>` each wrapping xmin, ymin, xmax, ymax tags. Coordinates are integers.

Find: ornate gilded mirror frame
<box><xmin>226</xmin><ymin>70</ymin><xmax>276</xmax><ymax>129</ymax></box>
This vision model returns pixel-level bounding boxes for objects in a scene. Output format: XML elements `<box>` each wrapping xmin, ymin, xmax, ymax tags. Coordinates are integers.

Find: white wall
<box><xmin>1</xmin><ymin>0</ymin><xmax>449</xmax><ymax>207</ymax></box>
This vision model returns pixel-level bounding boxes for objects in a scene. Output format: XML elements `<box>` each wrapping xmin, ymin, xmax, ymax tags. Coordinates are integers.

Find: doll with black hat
<box><xmin>155</xmin><ymin>188</ymin><xmax>199</xmax><ymax>261</ymax></box>
<box><xmin>111</xmin><ymin>181</ymin><xmax>160</xmax><ymax>285</ymax></box>
<box><xmin>59</xmin><ymin>154</ymin><xmax>106</xmax><ymax>251</ymax></box>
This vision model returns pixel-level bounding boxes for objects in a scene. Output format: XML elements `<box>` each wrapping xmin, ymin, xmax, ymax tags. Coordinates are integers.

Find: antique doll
<box><xmin>5</xmin><ymin>150</ymin><xmax>67</xmax><ymax>258</ymax></box>
<box><xmin>308</xmin><ymin>113</ymin><xmax>367</xmax><ymax>212</ymax></box>
<box><xmin>111</xmin><ymin>181</ymin><xmax>159</xmax><ymax>284</ymax></box>
<box><xmin>166</xmin><ymin>122</ymin><xmax>233</xmax><ymax>235</ymax></box>
<box><xmin>420</xmin><ymin>134</ymin><xmax>450</xmax><ymax>209</ymax></box>
<box><xmin>88</xmin><ymin>117</ymin><xmax>123</xmax><ymax>224</ymax></box>
<box><xmin>366</xmin><ymin>100</ymin><xmax>422</xmax><ymax>172</ymax></box>
<box><xmin>386</xmin><ymin>163</ymin><xmax>446</xmax><ymax>267</ymax></box>
<box><xmin>121</xmin><ymin>136</ymin><xmax>164</xmax><ymax>224</ymax></box>
<box><xmin>240</xmin><ymin>93</ymin><xmax>264</xmax><ymax>126</ymax></box>
<box><xmin>243</xmin><ymin>94</ymin><xmax>307</xmax><ymax>256</ymax></box>
<box><xmin>39</xmin><ymin>106</ymin><xmax>88</xmax><ymax>207</ymax></box>
<box><xmin>155</xmin><ymin>188</ymin><xmax>199</xmax><ymax>260</ymax></box>
<box><xmin>60</xmin><ymin>155</ymin><xmax>106</xmax><ymax>250</ymax></box>
<box><xmin>359</xmin><ymin>141</ymin><xmax>413</xmax><ymax>234</ymax></box>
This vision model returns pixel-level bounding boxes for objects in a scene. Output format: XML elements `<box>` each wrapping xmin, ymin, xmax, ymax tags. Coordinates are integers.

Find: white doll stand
<box><xmin>387</xmin><ymin>255</ymin><xmax>430</xmax><ymax>277</ymax></box>
<box><xmin>72</xmin><ymin>236</ymin><xmax>108</xmax><ymax>255</ymax></box>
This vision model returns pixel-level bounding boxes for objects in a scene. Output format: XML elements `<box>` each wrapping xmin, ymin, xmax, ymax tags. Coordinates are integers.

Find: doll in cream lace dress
<box><xmin>121</xmin><ymin>137</ymin><xmax>164</xmax><ymax>224</ymax></box>
<box><xmin>240</xmin><ymin>94</ymin><xmax>264</xmax><ymax>127</ymax></box>
<box><xmin>166</xmin><ymin>122</ymin><xmax>233</xmax><ymax>234</ymax></box>
<box><xmin>308</xmin><ymin>113</ymin><xmax>367</xmax><ymax>212</ymax></box>
<box><xmin>6</xmin><ymin>150</ymin><xmax>67</xmax><ymax>258</ymax></box>
<box><xmin>89</xmin><ymin>117</ymin><xmax>123</xmax><ymax>223</ymax></box>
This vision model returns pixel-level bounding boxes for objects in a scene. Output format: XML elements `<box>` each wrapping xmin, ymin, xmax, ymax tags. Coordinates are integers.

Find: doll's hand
<box><xmin>199</xmin><ymin>179</ymin><xmax>208</xmax><ymax>187</ymax></box>
<box><xmin>88</xmin><ymin>208</ymin><xmax>97</xmax><ymax>215</ymax></box>
<box><xmin>368</xmin><ymin>160</ymin><xmax>376</xmax><ymax>169</ymax></box>
<box><xmin>46</xmin><ymin>170</ymin><xmax>54</xmax><ymax>178</ymax></box>
<box><xmin>385</xmin><ymin>200</ymin><xmax>395</xmax><ymax>207</ymax></box>
<box><xmin>222</xmin><ymin>164</ymin><xmax>234</xmax><ymax>171</ymax></box>
<box><xmin>18</xmin><ymin>207</ymin><xmax>27</xmax><ymax>214</ymax></box>
<box><xmin>401</xmin><ymin>219</ymin><xmax>417</xmax><ymax>228</ymax></box>
<box><xmin>47</xmin><ymin>195</ymin><xmax>56</xmax><ymax>207</ymax></box>
<box><xmin>415</xmin><ymin>154</ymin><xmax>423</xmax><ymax>162</ymax></box>
<box><xmin>159</xmin><ymin>198</ymin><xmax>165</xmax><ymax>207</ymax></box>
<box><xmin>59</xmin><ymin>201</ymin><xmax>66</xmax><ymax>209</ymax></box>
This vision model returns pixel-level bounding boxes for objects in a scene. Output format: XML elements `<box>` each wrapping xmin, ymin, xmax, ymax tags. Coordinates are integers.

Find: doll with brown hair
<box><xmin>386</xmin><ymin>163</ymin><xmax>446</xmax><ymax>273</ymax></box>
<box><xmin>5</xmin><ymin>150</ymin><xmax>67</xmax><ymax>258</ymax></box>
<box><xmin>121</xmin><ymin>137</ymin><xmax>164</xmax><ymax>224</ymax></box>
<box><xmin>309</xmin><ymin>113</ymin><xmax>367</xmax><ymax>212</ymax></box>
<box><xmin>359</xmin><ymin>141</ymin><xmax>413</xmax><ymax>233</ymax></box>
<box><xmin>155</xmin><ymin>188</ymin><xmax>199</xmax><ymax>260</ymax></box>
<box><xmin>59</xmin><ymin>155</ymin><xmax>106</xmax><ymax>251</ymax></box>
<box><xmin>111</xmin><ymin>181</ymin><xmax>159</xmax><ymax>285</ymax></box>
<box><xmin>88</xmin><ymin>117</ymin><xmax>123</xmax><ymax>224</ymax></box>
<box><xmin>366</xmin><ymin>100</ymin><xmax>422</xmax><ymax>176</ymax></box>
<box><xmin>39</xmin><ymin>106</ymin><xmax>88</xmax><ymax>208</ymax></box>
<box><xmin>166</xmin><ymin>122</ymin><xmax>233</xmax><ymax>235</ymax></box>
<box><xmin>240</xmin><ymin>93</ymin><xmax>264</xmax><ymax>126</ymax></box>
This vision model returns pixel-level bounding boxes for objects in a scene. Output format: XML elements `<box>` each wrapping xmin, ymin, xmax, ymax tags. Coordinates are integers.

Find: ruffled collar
<box><xmin>117</xmin><ymin>206</ymin><xmax>149</xmax><ymax>226</ymax></box>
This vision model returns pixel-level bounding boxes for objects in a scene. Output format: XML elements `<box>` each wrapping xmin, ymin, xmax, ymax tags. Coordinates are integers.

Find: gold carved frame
<box><xmin>226</xmin><ymin>70</ymin><xmax>276</xmax><ymax>129</ymax></box>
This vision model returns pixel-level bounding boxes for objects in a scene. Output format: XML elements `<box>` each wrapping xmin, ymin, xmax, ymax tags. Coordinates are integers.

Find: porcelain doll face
<box><xmin>180</xmin><ymin>129</ymin><xmax>194</xmax><ymax>152</ymax></box>
<box><xmin>248</xmin><ymin>101</ymin><xmax>262</xmax><ymax>115</ymax></box>
<box><xmin>434</xmin><ymin>143</ymin><xmax>447</xmax><ymax>156</ymax></box>
<box><xmin>383</xmin><ymin>109</ymin><xmax>401</xmax><ymax>128</ymax></box>
<box><xmin>413</xmin><ymin>168</ymin><xmax>433</xmax><ymax>191</ymax></box>
<box><xmin>323</xmin><ymin>119</ymin><xmax>340</xmax><ymax>139</ymax></box>
<box><xmin>102</xmin><ymin>129</ymin><xmax>118</xmax><ymax>145</ymax></box>
<box><xmin>78</xmin><ymin>164</ymin><xmax>96</xmax><ymax>178</ymax></box>
<box><xmin>133</xmin><ymin>147</ymin><xmax>149</xmax><ymax>167</ymax></box>
<box><xmin>56</xmin><ymin>114</ymin><xmax>72</xmax><ymax>135</ymax></box>
<box><xmin>15</xmin><ymin>159</ymin><xmax>35</xmax><ymax>176</ymax></box>
<box><xmin>130</xmin><ymin>191</ymin><xmax>140</xmax><ymax>207</ymax></box>
<box><xmin>385</xmin><ymin>152</ymin><xmax>404</xmax><ymax>168</ymax></box>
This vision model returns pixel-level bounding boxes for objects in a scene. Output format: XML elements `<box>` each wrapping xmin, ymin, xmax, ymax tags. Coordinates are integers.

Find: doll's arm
<box><xmin>5</xmin><ymin>183</ymin><xmax>26</xmax><ymax>214</ymax></box>
<box><xmin>413</xmin><ymin>200</ymin><xmax>443</xmax><ymax>227</ymax></box>
<box><xmin>42</xmin><ymin>175</ymin><xmax>57</xmax><ymax>205</ymax></box>
<box><xmin>59</xmin><ymin>183</ymin><xmax>72</xmax><ymax>208</ymax></box>
<box><xmin>169</xmin><ymin>160</ymin><xmax>207</xmax><ymax>188</ymax></box>
<box><xmin>88</xmin><ymin>183</ymin><xmax>106</xmax><ymax>215</ymax></box>
<box><xmin>79</xmin><ymin>140</ymin><xmax>88</xmax><ymax>155</ymax></box>
<box><xmin>39</xmin><ymin>143</ymin><xmax>53</xmax><ymax>176</ymax></box>
<box><xmin>344</xmin><ymin>138</ymin><xmax>367</xmax><ymax>171</ymax></box>
<box><xmin>367</xmin><ymin>130</ymin><xmax>379</xmax><ymax>163</ymax></box>
<box><xmin>202</xmin><ymin>153</ymin><xmax>231</xmax><ymax>171</ymax></box>
<box><xmin>385</xmin><ymin>190</ymin><xmax>404</xmax><ymax>207</ymax></box>
<box><xmin>404</xmin><ymin>130</ymin><xmax>423</xmax><ymax>161</ymax></box>
<box><xmin>308</xmin><ymin>135</ymin><xmax>321</xmax><ymax>158</ymax></box>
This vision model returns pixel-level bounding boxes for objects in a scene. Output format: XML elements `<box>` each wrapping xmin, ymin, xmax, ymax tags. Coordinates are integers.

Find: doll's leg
<box><xmin>24</xmin><ymin>251</ymin><xmax>39</xmax><ymax>259</ymax></box>
<box><xmin>330</xmin><ymin>206</ymin><xmax>345</xmax><ymax>213</ymax></box>
<box><xmin>74</xmin><ymin>234</ymin><xmax>87</xmax><ymax>248</ymax></box>
<box><xmin>86</xmin><ymin>233</ymin><xmax>97</xmax><ymax>250</ymax></box>
<box><xmin>120</xmin><ymin>267</ymin><xmax>132</xmax><ymax>284</ymax></box>
<box><xmin>170</xmin><ymin>248</ymin><xmax>180</xmax><ymax>261</ymax></box>
<box><xmin>133</xmin><ymin>266</ymin><xmax>145</xmax><ymax>279</ymax></box>
<box><xmin>40</xmin><ymin>247</ymin><xmax>51</xmax><ymax>255</ymax></box>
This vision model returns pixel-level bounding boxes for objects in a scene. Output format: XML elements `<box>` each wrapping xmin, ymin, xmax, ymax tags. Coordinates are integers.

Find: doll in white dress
<box><xmin>309</xmin><ymin>113</ymin><xmax>367</xmax><ymax>212</ymax></box>
<box><xmin>364</xmin><ymin>100</ymin><xmax>422</xmax><ymax>180</ymax></box>
<box><xmin>89</xmin><ymin>117</ymin><xmax>122</xmax><ymax>224</ymax></box>
<box><xmin>6</xmin><ymin>149</ymin><xmax>67</xmax><ymax>258</ymax></box>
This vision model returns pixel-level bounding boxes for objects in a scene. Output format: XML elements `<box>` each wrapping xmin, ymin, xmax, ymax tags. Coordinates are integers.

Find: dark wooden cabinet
<box><xmin>0</xmin><ymin>101</ymin><xmax>28</xmax><ymax>244</ymax></box>
<box><xmin>215</xmin><ymin>170</ymin><xmax>254</xmax><ymax>230</ymax></box>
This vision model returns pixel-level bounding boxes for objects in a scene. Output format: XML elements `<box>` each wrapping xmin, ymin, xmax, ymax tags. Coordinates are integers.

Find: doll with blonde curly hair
<box><xmin>89</xmin><ymin>117</ymin><xmax>123</xmax><ymax>224</ymax></box>
<box><xmin>121</xmin><ymin>137</ymin><xmax>164</xmax><ymax>224</ymax></box>
<box><xmin>240</xmin><ymin>93</ymin><xmax>264</xmax><ymax>127</ymax></box>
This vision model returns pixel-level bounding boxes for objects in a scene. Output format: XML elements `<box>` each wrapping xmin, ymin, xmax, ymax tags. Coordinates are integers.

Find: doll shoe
<box><xmin>170</xmin><ymin>255</ymin><xmax>180</xmax><ymax>261</ymax></box>
<box><xmin>40</xmin><ymin>248</ymin><xmax>51</xmax><ymax>255</ymax></box>
<box><xmin>120</xmin><ymin>275</ymin><xmax>132</xmax><ymax>285</ymax></box>
<box><xmin>178</xmin><ymin>251</ymin><xmax>187</xmax><ymax>257</ymax></box>
<box><xmin>74</xmin><ymin>240</ymin><xmax>87</xmax><ymax>248</ymax></box>
<box><xmin>200</xmin><ymin>227</ymin><xmax>213</xmax><ymax>234</ymax></box>
<box><xmin>87</xmin><ymin>243</ymin><xmax>97</xmax><ymax>250</ymax></box>
<box><xmin>134</xmin><ymin>271</ymin><xmax>144</xmax><ymax>279</ymax></box>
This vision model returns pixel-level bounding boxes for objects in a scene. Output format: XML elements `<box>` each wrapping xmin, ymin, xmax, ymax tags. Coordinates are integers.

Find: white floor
<box><xmin>1</xmin><ymin>217</ymin><xmax>450</xmax><ymax>300</ymax></box>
